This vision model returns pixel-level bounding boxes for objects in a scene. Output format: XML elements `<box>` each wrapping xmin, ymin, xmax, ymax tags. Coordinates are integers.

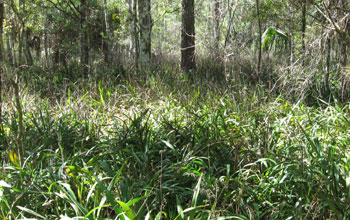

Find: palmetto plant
<box><xmin>262</xmin><ymin>27</ymin><xmax>289</xmax><ymax>54</ymax></box>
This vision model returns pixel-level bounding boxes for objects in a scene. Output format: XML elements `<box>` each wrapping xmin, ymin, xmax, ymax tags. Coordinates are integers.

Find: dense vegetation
<box><xmin>2</xmin><ymin>67</ymin><xmax>350</xmax><ymax>219</ymax></box>
<box><xmin>1</xmin><ymin>0</ymin><xmax>350</xmax><ymax>219</ymax></box>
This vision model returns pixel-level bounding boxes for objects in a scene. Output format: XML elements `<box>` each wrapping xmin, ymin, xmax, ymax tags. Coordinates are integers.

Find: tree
<box><xmin>256</xmin><ymin>0</ymin><xmax>262</xmax><ymax>76</ymax></box>
<box><xmin>181</xmin><ymin>0</ymin><xmax>195</xmax><ymax>72</ymax></box>
<box><xmin>0</xmin><ymin>1</ymin><xmax>4</xmax><ymax>131</ymax></box>
<box><xmin>23</xmin><ymin>27</ymin><xmax>33</xmax><ymax>66</ymax></box>
<box><xmin>307</xmin><ymin>0</ymin><xmax>350</xmax><ymax>96</ymax></box>
<box><xmin>80</xmin><ymin>0</ymin><xmax>89</xmax><ymax>74</ymax></box>
<box><xmin>301</xmin><ymin>0</ymin><xmax>307</xmax><ymax>65</ymax></box>
<box><xmin>224</xmin><ymin>0</ymin><xmax>237</xmax><ymax>49</ymax></box>
<box><xmin>138</xmin><ymin>0</ymin><xmax>152</xmax><ymax>69</ymax></box>
<box><xmin>310</xmin><ymin>0</ymin><xmax>350</xmax><ymax>45</ymax></box>
<box><xmin>103</xmin><ymin>0</ymin><xmax>111</xmax><ymax>65</ymax></box>
<box><xmin>213</xmin><ymin>0</ymin><xmax>220</xmax><ymax>53</ymax></box>
<box><xmin>0</xmin><ymin>2</ymin><xmax>4</xmax><ymax>63</ymax></box>
<box><xmin>128</xmin><ymin>0</ymin><xmax>139</xmax><ymax>68</ymax></box>
<box><xmin>9</xmin><ymin>0</ymin><xmax>24</xmax><ymax>65</ymax></box>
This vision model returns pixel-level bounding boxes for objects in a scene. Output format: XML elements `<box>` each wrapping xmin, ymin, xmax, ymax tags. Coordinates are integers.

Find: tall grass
<box><xmin>1</xmin><ymin>65</ymin><xmax>350</xmax><ymax>219</ymax></box>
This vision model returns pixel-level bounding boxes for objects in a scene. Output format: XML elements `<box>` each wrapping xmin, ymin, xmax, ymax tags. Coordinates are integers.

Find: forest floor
<box><xmin>1</xmin><ymin>66</ymin><xmax>349</xmax><ymax>219</ymax></box>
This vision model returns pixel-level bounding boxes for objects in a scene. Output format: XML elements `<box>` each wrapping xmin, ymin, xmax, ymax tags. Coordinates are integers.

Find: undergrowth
<box><xmin>1</xmin><ymin>65</ymin><xmax>350</xmax><ymax>219</ymax></box>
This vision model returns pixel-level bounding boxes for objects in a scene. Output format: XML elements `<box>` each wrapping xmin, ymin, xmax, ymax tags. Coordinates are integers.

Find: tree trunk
<box><xmin>0</xmin><ymin>2</ymin><xmax>4</xmax><ymax>63</ymax></box>
<box><xmin>7</xmin><ymin>38</ymin><xmax>13</xmax><ymax>66</ymax></box>
<box><xmin>339</xmin><ymin>0</ymin><xmax>349</xmax><ymax>99</ymax></box>
<box><xmin>224</xmin><ymin>1</ymin><xmax>236</xmax><ymax>49</ymax></box>
<box><xmin>128</xmin><ymin>0</ymin><xmax>139</xmax><ymax>68</ymax></box>
<box><xmin>213</xmin><ymin>0</ymin><xmax>220</xmax><ymax>53</ymax></box>
<box><xmin>256</xmin><ymin>0</ymin><xmax>262</xmax><ymax>76</ymax></box>
<box><xmin>133</xmin><ymin>0</ymin><xmax>139</xmax><ymax>68</ymax></box>
<box><xmin>301</xmin><ymin>0</ymin><xmax>306</xmax><ymax>65</ymax></box>
<box><xmin>181</xmin><ymin>0</ymin><xmax>196</xmax><ymax>72</ymax></box>
<box><xmin>324</xmin><ymin>36</ymin><xmax>331</xmax><ymax>94</ymax></box>
<box><xmin>103</xmin><ymin>0</ymin><xmax>111</xmax><ymax>65</ymax></box>
<box><xmin>18</xmin><ymin>28</ymin><xmax>24</xmax><ymax>65</ymax></box>
<box><xmin>340</xmin><ymin>37</ymin><xmax>347</xmax><ymax>68</ymax></box>
<box><xmin>23</xmin><ymin>28</ymin><xmax>33</xmax><ymax>66</ymax></box>
<box><xmin>80</xmin><ymin>0</ymin><xmax>89</xmax><ymax>74</ymax></box>
<box><xmin>32</xmin><ymin>36</ymin><xmax>41</xmax><ymax>60</ymax></box>
<box><xmin>340</xmin><ymin>0</ymin><xmax>348</xmax><ymax>68</ymax></box>
<box><xmin>0</xmin><ymin>2</ymin><xmax>4</xmax><ymax>132</ymax></box>
<box><xmin>128</xmin><ymin>0</ymin><xmax>134</xmax><ymax>58</ymax></box>
<box><xmin>44</xmin><ymin>11</ymin><xmax>49</xmax><ymax>68</ymax></box>
<box><xmin>138</xmin><ymin>0</ymin><xmax>152</xmax><ymax>69</ymax></box>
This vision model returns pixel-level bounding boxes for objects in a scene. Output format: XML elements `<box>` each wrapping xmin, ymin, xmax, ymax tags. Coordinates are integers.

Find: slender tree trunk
<box><xmin>340</xmin><ymin>41</ymin><xmax>347</xmax><ymax>67</ymax></box>
<box><xmin>128</xmin><ymin>0</ymin><xmax>139</xmax><ymax>67</ymax></box>
<box><xmin>289</xmin><ymin>31</ymin><xmax>294</xmax><ymax>75</ymax></box>
<box><xmin>44</xmin><ymin>11</ymin><xmax>49</xmax><ymax>68</ymax></box>
<box><xmin>158</xmin><ymin>2</ymin><xmax>166</xmax><ymax>58</ymax></box>
<box><xmin>23</xmin><ymin>28</ymin><xmax>33</xmax><ymax>66</ymax></box>
<box><xmin>18</xmin><ymin>0</ymin><xmax>25</xmax><ymax>65</ymax></box>
<box><xmin>340</xmin><ymin>0</ymin><xmax>348</xmax><ymax>67</ymax></box>
<box><xmin>224</xmin><ymin>1</ymin><xmax>235</xmax><ymax>49</ymax></box>
<box><xmin>33</xmin><ymin>36</ymin><xmax>40</xmax><ymax>60</ymax></box>
<box><xmin>7</xmin><ymin>38</ymin><xmax>13</xmax><ymax>66</ymax></box>
<box><xmin>128</xmin><ymin>0</ymin><xmax>134</xmax><ymax>58</ymax></box>
<box><xmin>103</xmin><ymin>0</ymin><xmax>111</xmax><ymax>65</ymax></box>
<box><xmin>256</xmin><ymin>0</ymin><xmax>262</xmax><ymax>76</ymax></box>
<box><xmin>181</xmin><ymin>0</ymin><xmax>196</xmax><ymax>72</ymax></box>
<box><xmin>9</xmin><ymin>0</ymin><xmax>19</xmax><ymax>65</ymax></box>
<box><xmin>213</xmin><ymin>0</ymin><xmax>220</xmax><ymax>53</ymax></box>
<box><xmin>13</xmin><ymin>30</ymin><xmax>18</xmax><ymax>66</ymax></box>
<box><xmin>301</xmin><ymin>0</ymin><xmax>306</xmax><ymax>65</ymax></box>
<box><xmin>18</xmin><ymin>0</ymin><xmax>32</xmax><ymax>66</ymax></box>
<box><xmin>324</xmin><ymin>36</ymin><xmax>331</xmax><ymax>93</ymax></box>
<box><xmin>138</xmin><ymin>0</ymin><xmax>152</xmax><ymax>69</ymax></box>
<box><xmin>80</xmin><ymin>0</ymin><xmax>89</xmax><ymax>74</ymax></box>
<box><xmin>18</xmin><ymin>29</ymin><xmax>24</xmax><ymax>65</ymax></box>
<box><xmin>133</xmin><ymin>0</ymin><xmax>139</xmax><ymax>68</ymax></box>
<box><xmin>0</xmin><ymin>2</ymin><xmax>4</xmax><ymax>133</ymax></box>
<box><xmin>0</xmin><ymin>2</ymin><xmax>4</xmax><ymax>62</ymax></box>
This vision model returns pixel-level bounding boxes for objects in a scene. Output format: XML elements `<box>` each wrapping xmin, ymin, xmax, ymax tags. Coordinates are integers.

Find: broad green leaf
<box><xmin>117</xmin><ymin>200</ymin><xmax>135</xmax><ymax>220</ymax></box>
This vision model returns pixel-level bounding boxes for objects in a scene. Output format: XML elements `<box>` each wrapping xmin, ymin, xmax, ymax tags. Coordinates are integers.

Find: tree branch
<box><xmin>46</xmin><ymin>0</ymin><xmax>80</xmax><ymax>21</ymax></box>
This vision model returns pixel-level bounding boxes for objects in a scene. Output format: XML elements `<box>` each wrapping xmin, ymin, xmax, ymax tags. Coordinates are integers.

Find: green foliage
<box><xmin>262</xmin><ymin>27</ymin><xmax>288</xmax><ymax>53</ymax></box>
<box><xmin>1</xmin><ymin>67</ymin><xmax>350</xmax><ymax>219</ymax></box>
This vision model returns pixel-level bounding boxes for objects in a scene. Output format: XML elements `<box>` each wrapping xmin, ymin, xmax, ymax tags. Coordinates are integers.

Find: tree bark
<box><xmin>0</xmin><ymin>2</ymin><xmax>4</xmax><ymax>132</ymax></box>
<box><xmin>128</xmin><ymin>0</ymin><xmax>139</xmax><ymax>68</ymax></box>
<box><xmin>18</xmin><ymin>28</ymin><xmax>24</xmax><ymax>65</ymax></box>
<box><xmin>340</xmin><ymin>0</ymin><xmax>348</xmax><ymax>68</ymax></box>
<box><xmin>181</xmin><ymin>0</ymin><xmax>196</xmax><ymax>72</ymax></box>
<box><xmin>133</xmin><ymin>0</ymin><xmax>139</xmax><ymax>68</ymax></box>
<box><xmin>324</xmin><ymin>36</ymin><xmax>331</xmax><ymax>94</ymax></box>
<box><xmin>256</xmin><ymin>0</ymin><xmax>262</xmax><ymax>76</ymax></box>
<box><xmin>44</xmin><ymin>11</ymin><xmax>49</xmax><ymax>68</ymax></box>
<box><xmin>213</xmin><ymin>0</ymin><xmax>220</xmax><ymax>52</ymax></box>
<box><xmin>128</xmin><ymin>0</ymin><xmax>134</xmax><ymax>58</ymax></box>
<box><xmin>103</xmin><ymin>0</ymin><xmax>111</xmax><ymax>65</ymax></box>
<box><xmin>0</xmin><ymin>2</ymin><xmax>4</xmax><ymax>63</ymax></box>
<box><xmin>224</xmin><ymin>1</ymin><xmax>236</xmax><ymax>49</ymax></box>
<box><xmin>23</xmin><ymin>28</ymin><xmax>33</xmax><ymax>66</ymax></box>
<box><xmin>80</xmin><ymin>0</ymin><xmax>89</xmax><ymax>74</ymax></box>
<box><xmin>138</xmin><ymin>0</ymin><xmax>152</xmax><ymax>69</ymax></box>
<box><xmin>7</xmin><ymin>38</ymin><xmax>13</xmax><ymax>66</ymax></box>
<box><xmin>301</xmin><ymin>0</ymin><xmax>306</xmax><ymax>65</ymax></box>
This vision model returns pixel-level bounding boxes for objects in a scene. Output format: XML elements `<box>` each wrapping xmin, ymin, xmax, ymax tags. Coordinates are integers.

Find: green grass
<box><xmin>1</xmin><ymin>65</ymin><xmax>350</xmax><ymax>219</ymax></box>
